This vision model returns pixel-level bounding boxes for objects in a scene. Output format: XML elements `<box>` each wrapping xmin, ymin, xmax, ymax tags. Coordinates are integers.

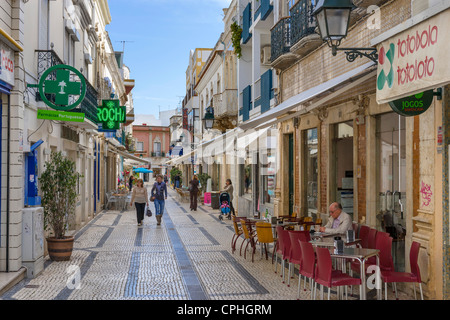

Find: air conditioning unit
<box><xmin>261</xmin><ymin>46</ymin><xmax>271</xmax><ymax>65</ymax></box>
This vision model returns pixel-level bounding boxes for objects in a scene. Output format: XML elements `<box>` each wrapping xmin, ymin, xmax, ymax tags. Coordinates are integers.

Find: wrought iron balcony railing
<box><xmin>36</xmin><ymin>50</ymin><xmax>99</xmax><ymax>124</ymax></box>
<box><xmin>290</xmin><ymin>0</ymin><xmax>317</xmax><ymax>46</ymax></box>
<box><xmin>270</xmin><ymin>17</ymin><xmax>291</xmax><ymax>62</ymax></box>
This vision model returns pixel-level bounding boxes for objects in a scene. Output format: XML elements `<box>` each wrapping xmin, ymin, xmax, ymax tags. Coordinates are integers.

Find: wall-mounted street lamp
<box><xmin>203</xmin><ymin>106</ymin><xmax>215</xmax><ymax>130</ymax></box>
<box><xmin>313</xmin><ymin>0</ymin><xmax>378</xmax><ymax>63</ymax></box>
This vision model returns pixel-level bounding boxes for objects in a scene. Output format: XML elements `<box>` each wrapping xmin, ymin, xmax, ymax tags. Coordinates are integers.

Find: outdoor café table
<box><xmin>320</xmin><ymin>247</ymin><xmax>381</xmax><ymax>300</ymax></box>
<box><xmin>112</xmin><ymin>193</ymin><xmax>128</xmax><ymax>211</ymax></box>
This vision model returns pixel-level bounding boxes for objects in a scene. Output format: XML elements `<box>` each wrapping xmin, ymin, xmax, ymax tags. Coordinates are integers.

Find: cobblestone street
<box><xmin>0</xmin><ymin>187</ymin><xmax>410</xmax><ymax>300</ymax></box>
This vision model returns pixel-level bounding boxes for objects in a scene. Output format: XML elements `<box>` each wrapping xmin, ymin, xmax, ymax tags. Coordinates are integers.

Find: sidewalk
<box><xmin>0</xmin><ymin>186</ymin><xmax>412</xmax><ymax>300</ymax></box>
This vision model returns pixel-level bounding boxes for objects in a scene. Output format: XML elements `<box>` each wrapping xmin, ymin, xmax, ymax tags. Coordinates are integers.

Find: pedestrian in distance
<box><xmin>174</xmin><ymin>174</ymin><xmax>181</xmax><ymax>189</ymax></box>
<box><xmin>130</xmin><ymin>178</ymin><xmax>148</xmax><ymax>226</ymax></box>
<box><xmin>129</xmin><ymin>175</ymin><xmax>134</xmax><ymax>192</ymax></box>
<box><xmin>151</xmin><ymin>174</ymin><xmax>168</xmax><ymax>225</ymax></box>
<box><xmin>189</xmin><ymin>175</ymin><xmax>199</xmax><ymax>211</ymax></box>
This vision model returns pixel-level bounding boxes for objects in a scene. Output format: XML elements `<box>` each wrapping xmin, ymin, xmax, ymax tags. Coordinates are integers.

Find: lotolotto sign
<box><xmin>376</xmin><ymin>9</ymin><xmax>450</xmax><ymax>104</ymax></box>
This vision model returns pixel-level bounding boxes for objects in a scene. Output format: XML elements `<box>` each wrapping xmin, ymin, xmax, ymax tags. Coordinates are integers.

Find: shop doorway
<box><xmin>376</xmin><ymin>113</ymin><xmax>406</xmax><ymax>272</ymax></box>
<box><xmin>303</xmin><ymin>128</ymin><xmax>318</xmax><ymax>218</ymax></box>
<box><xmin>332</xmin><ymin>121</ymin><xmax>354</xmax><ymax>219</ymax></box>
<box><xmin>288</xmin><ymin>134</ymin><xmax>294</xmax><ymax>216</ymax></box>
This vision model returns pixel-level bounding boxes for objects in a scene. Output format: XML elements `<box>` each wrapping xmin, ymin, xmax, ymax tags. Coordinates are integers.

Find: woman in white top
<box><xmin>130</xmin><ymin>179</ymin><xmax>148</xmax><ymax>226</ymax></box>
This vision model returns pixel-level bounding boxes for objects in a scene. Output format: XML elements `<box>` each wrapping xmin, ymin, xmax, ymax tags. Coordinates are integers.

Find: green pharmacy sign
<box><xmin>388</xmin><ymin>90</ymin><xmax>434</xmax><ymax>117</ymax></box>
<box><xmin>37</xmin><ymin>109</ymin><xmax>85</xmax><ymax>122</ymax></box>
<box><xmin>97</xmin><ymin>100</ymin><xmax>126</xmax><ymax>130</ymax></box>
<box><xmin>31</xmin><ymin>64</ymin><xmax>87</xmax><ymax>111</ymax></box>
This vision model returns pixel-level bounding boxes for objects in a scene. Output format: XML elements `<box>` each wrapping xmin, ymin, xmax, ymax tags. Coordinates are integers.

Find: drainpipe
<box><xmin>6</xmin><ymin>94</ymin><xmax>10</xmax><ymax>272</ymax></box>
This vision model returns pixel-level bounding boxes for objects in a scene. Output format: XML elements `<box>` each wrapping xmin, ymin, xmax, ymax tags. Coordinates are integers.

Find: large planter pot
<box><xmin>46</xmin><ymin>236</ymin><xmax>74</xmax><ymax>261</ymax></box>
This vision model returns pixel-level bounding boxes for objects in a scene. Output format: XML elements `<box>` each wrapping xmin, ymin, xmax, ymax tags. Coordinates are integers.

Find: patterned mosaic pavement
<box><xmin>0</xmin><ymin>187</ymin><xmax>412</xmax><ymax>300</ymax></box>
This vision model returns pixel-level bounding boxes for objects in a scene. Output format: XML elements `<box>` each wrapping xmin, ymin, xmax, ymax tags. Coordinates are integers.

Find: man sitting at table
<box><xmin>319</xmin><ymin>202</ymin><xmax>352</xmax><ymax>235</ymax></box>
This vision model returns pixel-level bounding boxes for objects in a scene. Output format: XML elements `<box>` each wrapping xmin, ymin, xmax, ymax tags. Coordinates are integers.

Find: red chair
<box><xmin>351</xmin><ymin>234</ymin><xmax>394</xmax><ymax>274</ymax></box>
<box><xmin>367</xmin><ymin>231</ymin><xmax>391</xmax><ymax>265</ymax></box>
<box><xmin>314</xmin><ymin>247</ymin><xmax>362</xmax><ymax>300</ymax></box>
<box><xmin>358</xmin><ymin>225</ymin><xmax>370</xmax><ymax>248</ymax></box>
<box><xmin>299</xmin><ymin>240</ymin><xmax>317</xmax><ymax>300</ymax></box>
<box><xmin>381</xmin><ymin>241</ymin><xmax>423</xmax><ymax>300</ymax></box>
<box><xmin>287</xmin><ymin>231</ymin><xmax>309</xmax><ymax>288</ymax></box>
<box><xmin>274</xmin><ymin>226</ymin><xmax>291</xmax><ymax>284</ymax></box>
<box><xmin>368</xmin><ymin>228</ymin><xmax>378</xmax><ymax>249</ymax></box>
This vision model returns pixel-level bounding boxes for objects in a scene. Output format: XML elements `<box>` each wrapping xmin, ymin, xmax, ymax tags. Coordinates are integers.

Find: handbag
<box><xmin>146</xmin><ymin>206</ymin><xmax>152</xmax><ymax>217</ymax></box>
<box><xmin>150</xmin><ymin>196</ymin><xmax>155</xmax><ymax>202</ymax></box>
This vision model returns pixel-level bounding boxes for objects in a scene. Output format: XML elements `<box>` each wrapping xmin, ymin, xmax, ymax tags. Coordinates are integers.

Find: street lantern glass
<box><xmin>203</xmin><ymin>107</ymin><xmax>215</xmax><ymax>130</ymax></box>
<box><xmin>313</xmin><ymin>0</ymin><xmax>353</xmax><ymax>47</ymax></box>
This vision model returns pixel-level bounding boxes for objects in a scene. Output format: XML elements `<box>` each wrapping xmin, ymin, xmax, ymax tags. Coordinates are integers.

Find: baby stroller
<box><xmin>218</xmin><ymin>192</ymin><xmax>232</xmax><ymax>221</ymax></box>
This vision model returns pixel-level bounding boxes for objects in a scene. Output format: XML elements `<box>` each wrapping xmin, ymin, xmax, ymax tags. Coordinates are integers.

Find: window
<box><xmin>136</xmin><ymin>141</ymin><xmax>144</xmax><ymax>152</ymax></box>
<box><xmin>304</xmin><ymin>128</ymin><xmax>318</xmax><ymax>216</ymax></box>
<box><xmin>153</xmin><ymin>141</ymin><xmax>161</xmax><ymax>157</ymax></box>
<box><xmin>261</xmin><ymin>151</ymin><xmax>276</xmax><ymax>204</ymax></box>
<box><xmin>376</xmin><ymin>113</ymin><xmax>406</xmax><ymax>272</ymax></box>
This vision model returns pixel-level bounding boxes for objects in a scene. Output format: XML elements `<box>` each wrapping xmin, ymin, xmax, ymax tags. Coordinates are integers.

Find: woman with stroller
<box><xmin>220</xmin><ymin>179</ymin><xmax>235</xmax><ymax>216</ymax></box>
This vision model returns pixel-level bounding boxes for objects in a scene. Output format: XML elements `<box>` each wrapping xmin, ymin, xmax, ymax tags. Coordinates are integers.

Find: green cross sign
<box><xmin>36</xmin><ymin>64</ymin><xmax>86</xmax><ymax>111</ymax></box>
<box><xmin>97</xmin><ymin>99</ymin><xmax>126</xmax><ymax>130</ymax></box>
<box><xmin>44</xmin><ymin>69</ymin><xmax>82</xmax><ymax>106</ymax></box>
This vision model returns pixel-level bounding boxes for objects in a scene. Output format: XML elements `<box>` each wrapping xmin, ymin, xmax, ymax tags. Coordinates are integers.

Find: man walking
<box><xmin>151</xmin><ymin>174</ymin><xmax>168</xmax><ymax>225</ymax></box>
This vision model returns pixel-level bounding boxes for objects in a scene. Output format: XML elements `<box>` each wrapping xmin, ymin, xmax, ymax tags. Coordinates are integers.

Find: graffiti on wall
<box><xmin>420</xmin><ymin>181</ymin><xmax>433</xmax><ymax>207</ymax></box>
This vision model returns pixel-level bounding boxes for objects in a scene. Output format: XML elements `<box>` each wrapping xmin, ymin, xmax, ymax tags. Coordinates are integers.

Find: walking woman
<box><xmin>189</xmin><ymin>175</ymin><xmax>199</xmax><ymax>211</ymax></box>
<box><xmin>220</xmin><ymin>179</ymin><xmax>235</xmax><ymax>216</ymax></box>
<box><xmin>151</xmin><ymin>174</ymin><xmax>167</xmax><ymax>225</ymax></box>
<box><xmin>130</xmin><ymin>179</ymin><xmax>148</xmax><ymax>226</ymax></box>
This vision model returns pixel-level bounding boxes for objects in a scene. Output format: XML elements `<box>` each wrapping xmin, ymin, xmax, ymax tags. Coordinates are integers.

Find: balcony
<box><xmin>151</xmin><ymin>152</ymin><xmax>166</xmax><ymax>158</ymax></box>
<box><xmin>289</xmin><ymin>0</ymin><xmax>322</xmax><ymax>57</ymax></box>
<box><xmin>35</xmin><ymin>50</ymin><xmax>99</xmax><ymax>129</ymax></box>
<box><xmin>270</xmin><ymin>17</ymin><xmax>298</xmax><ymax>69</ymax></box>
<box><xmin>212</xmin><ymin>89</ymin><xmax>238</xmax><ymax>131</ymax></box>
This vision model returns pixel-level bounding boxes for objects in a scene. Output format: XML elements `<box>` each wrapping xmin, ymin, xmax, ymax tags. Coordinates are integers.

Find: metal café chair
<box><xmin>106</xmin><ymin>191</ymin><xmax>118</xmax><ymax>210</ymax></box>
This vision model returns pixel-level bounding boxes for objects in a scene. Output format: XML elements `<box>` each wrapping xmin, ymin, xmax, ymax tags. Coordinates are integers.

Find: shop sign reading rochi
<box><xmin>97</xmin><ymin>99</ymin><xmax>126</xmax><ymax>130</ymax></box>
<box><xmin>376</xmin><ymin>9</ymin><xmax>450</xmax><ymax>105</ymax></box>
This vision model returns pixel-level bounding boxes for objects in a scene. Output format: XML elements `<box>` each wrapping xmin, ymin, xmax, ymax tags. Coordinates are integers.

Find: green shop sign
<box><xmin>97</xmin><ymin>99</ymin><xmax>126</xmax><ymax>130</ymax></box>
<box><xmin>29</xmin><ymin>64</ymin><xmax>87</xmax><ymax>111</ymax></box>
<box><xmin>388</xmin><ymin>90</ymin><xmax>434</xmax><ymax>117</ymax></box>
<box><xmin>37</xmin><ymin>109</ymin><xmax>85</xmax><ymax>122</ymax></box>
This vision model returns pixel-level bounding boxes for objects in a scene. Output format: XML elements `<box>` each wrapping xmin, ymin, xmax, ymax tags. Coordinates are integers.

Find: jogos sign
<box><xmin>376</xmin><ymin>9</ymin><xmax>450</xmax><ymax>105</ymax></box>
<box><xmin>97</xmin><ymin>99</ymin><xmax>126</xmax><ymax>130</ymax></box>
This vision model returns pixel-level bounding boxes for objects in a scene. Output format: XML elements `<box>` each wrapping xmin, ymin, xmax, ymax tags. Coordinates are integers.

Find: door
<box><xmin>288</xmin><ymin>133</ymin><xmax>294</xmax><ymax>215</ymax></box>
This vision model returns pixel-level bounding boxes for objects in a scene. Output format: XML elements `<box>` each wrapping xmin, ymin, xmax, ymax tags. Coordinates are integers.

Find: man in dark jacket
<box><xmin>151</xmin><ymin>175</ymin><xmax>168</xmax><ymax>225</ymax></box>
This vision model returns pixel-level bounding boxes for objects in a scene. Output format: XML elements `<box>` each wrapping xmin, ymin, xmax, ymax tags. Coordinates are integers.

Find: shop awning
<box><xmin>167</xmin><ymin>149</ymin><xmax>197</xmax><ymax>165</ymax></box>
<box><xmin>116</xmin><ymin>149</ymin><xmax>151</xmax><ymax>164</ymax></box>
<box><xmin>239</xmin><ymin>61</ymin><xmax>377</xmax><ymax>131</ymax></box>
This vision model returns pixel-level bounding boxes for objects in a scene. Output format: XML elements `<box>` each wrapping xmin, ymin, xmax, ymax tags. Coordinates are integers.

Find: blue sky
<box><xmin>106</xmin><ymin>0</ymin><xmax>231</xmax><ymax>118</ymax></box>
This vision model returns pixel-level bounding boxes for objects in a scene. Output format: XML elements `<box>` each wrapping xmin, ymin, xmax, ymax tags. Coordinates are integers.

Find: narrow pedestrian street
<box><xmin>0</xmin><ymin>186</ymin><xmax>409</xmax><ymax>301</ymax></box>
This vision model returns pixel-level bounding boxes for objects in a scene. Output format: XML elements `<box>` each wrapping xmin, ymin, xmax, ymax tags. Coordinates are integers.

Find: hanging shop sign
<box><xmin>97</xmin><ymin>99</ymin><xmax>126</xmax><ymax>130</ymax></box>
<box><xmin>37</xmin><ymin>109</ymin><xmax>85</xmax><ymax>122</ymax></box>
<box><xmin>37</xmin><ymin>64</ymin><xmax>86</xmax><ymax>111</ymax></box>
<box><xmin>388</xmin><ymin>90</ymin><xmax>434</xmax><ymax>116</ymax></box>
<box><xmin>376</xmin><ymin>9</ymin><xmax>450</xmax><ymax>104</ymax></box>
<box><xmin>0</xmin><ymin>43</ymin><xmax>14</xmax><ymax>86</ymax></box>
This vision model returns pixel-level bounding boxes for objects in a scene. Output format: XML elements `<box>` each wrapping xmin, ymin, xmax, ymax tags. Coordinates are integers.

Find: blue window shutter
<box><xmin>242</xmin><ymin>3</ymin><xmax>252</xmax><ymax>44</ymax></box>
<box><xmin>242</xmin><ymin>85</ymin><xmax>251</xmax><ymax>122</ymax></box>
<box><xmin>260</xmin><ymin>69</ymin><xmax>272</xmax><ymax>113</ymax></box>
<box><xmin>261</xmin><ymin>0</ymin><xmax>273</xmax><ymax>20</ymax></box>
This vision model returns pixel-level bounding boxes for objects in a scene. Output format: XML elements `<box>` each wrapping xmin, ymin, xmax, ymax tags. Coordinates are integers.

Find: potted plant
<box><xmin>39</xmin><ymin>151</ymin><xmax>82</xmax><ymax>261</ymax></box>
